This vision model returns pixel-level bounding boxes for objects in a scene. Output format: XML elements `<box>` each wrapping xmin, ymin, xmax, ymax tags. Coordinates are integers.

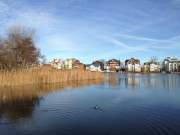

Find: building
<box><xmin>73</xmin><ymin>62</ymin><xmax>85</xmax><ymax>69</ymax></box>
<box><xmin>92</xmin><ymin>61</ymin><xmax>104</xmax><ymax>70</ymax></box>
<box><xmin>86</xmin><ymin>64</ymin><xmax>101</xmax><ymax>71</ymax></box>
<box><xmin>125</xmin><ymin>58</ymin><xmax>141</xmax><ymax>72</ymax></box>
<box><xmin>143</xmin><ymin>62</ymin><xmax>160</xmax><ymax>72</ymax></box>
<box><xmin>48</xmin><ymin>58</ymin><xmax>82</xmax><ymax>70</ymax></box>
<box><xmin>57</xmin><ymin>59</ymin><xmax>65</xmax><ymax>69</ymax></box>
<box><xmin>65</xmin><ymin>59</ymin><xmax>73</xmax><ymax>69</ymax></box>
<box><xmin>106</xmin><ymin>59</ymin><xmax>120</xmax><ymax>72</ymax></box>
<box><xmin>163</xmin><ymin>57</ymin><xmax>180</xmax><ymax>72</ymax></box>
<box><xmin>48</xmin><ymin>59</ymin><xmax>65</xmax><ymax>69</ymax></box>
<box><xmin>64</xmin><ymin>59</ymin><xmax>79</xmax><ymax>69</ymax></box>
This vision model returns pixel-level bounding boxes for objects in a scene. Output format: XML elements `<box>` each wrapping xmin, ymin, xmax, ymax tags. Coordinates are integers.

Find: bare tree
<box><xmin>120</xmin><ymin>62</ymin><xmax>125</xmax><ymax>68</ymax></box>
<box><xmin>150</xmin><ymin>56</ymin><xmax>159</xmax><ymax>62</ymax></box>
<box><xmin>0</xmin><ymin>25</ymin><xmax>43</xmax><ymax>70</ymax></box>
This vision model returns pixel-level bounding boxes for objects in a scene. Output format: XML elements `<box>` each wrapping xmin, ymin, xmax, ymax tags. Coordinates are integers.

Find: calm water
<box><xmin>0</xmin><ymin>73</ymin><xmax>180</xmax><ymax>135</ymax></box>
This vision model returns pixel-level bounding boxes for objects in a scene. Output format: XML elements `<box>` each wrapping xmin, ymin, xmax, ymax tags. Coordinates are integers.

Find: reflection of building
<box><xmin>164</xmin><ymin>79</ymin><xmax>180</xmax><ymax>90</ymax></box>
<box><xmin>125</xmin><ymin>58</ymin><xmax>141</xmax><ymax>72</ymax></box>
<box><xmin>106</xmin><ymin>59</ymin><xmax>120</xmax><ymax>72</ymax></box>
<box><xmin>163</xmin><ymin>57</ymin><xmax>180</xmax><ymax>72</ymax></box>
<box><xmin>107</xmin><ymin>77</ymin><xmax>121</xmax><ymax>86</ymax></box>
<box><xmin>143</xmin><ymin>62</ymin><xmax>160</xmax><ymax>72</ymax></box>
<box><xmin>125</xmin><ymin>77</ymin><xmax>140</xmax><ymax>87</ymax></box>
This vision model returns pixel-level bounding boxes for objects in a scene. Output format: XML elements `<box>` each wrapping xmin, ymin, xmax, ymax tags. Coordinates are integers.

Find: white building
<box><xmin>106</xmin><ymin>59</ymin><xmax>120</xmax><ymax>72</ymax></box>
<box><xmin>57</xmin><ymin>59</ymin><xmax>65</xmax><ymax>69</ymax></box>
<box><xmin>86</xmin><ymin>64</ymin><xmax>101</xmax><ymax>72</ymax></box>
<box><xmin>163</xmin><ymin>57</ymin><xmax>180</xmax><ymax>72</ymax></box>
<box><xmin>144</xmin><ymin>62</ymin><xmax>160</xmax><ymax>72</ymax></box>
<box><xmin>125</xmin><ymin>58</ymin><xmax>141</xmax><ymax>72</ymax></box>
<box><xmin>49</xmin><ymin>59</ymin><xmax>65</xmax><ymax>69</ymax></box>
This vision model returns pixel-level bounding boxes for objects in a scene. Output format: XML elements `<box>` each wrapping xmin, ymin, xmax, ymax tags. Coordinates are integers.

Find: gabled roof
<box><xmin>86</xmin><ymin>64</ymin><xmax>100</xmax><ymax>67</ymax></box>
<box><xmin>125</xmin><ymin>58</ymin><xmax>140</xmax><ymax>62</ymax></box>
<box><xmin>86</xmin><ymin>64</ymin><xmax>91</xmax><ymax>67</ymax></box>
<box><xmin>107</xmin><ymin>59</ymin><xmax>120</xmax><ymax>62</ymax></box>
<box><xmin>144</xmin><ymin>62</ymin><xmax>160</xmax><ymax>65</ymax></box>
<box><xmin>93</xmin><ymin>64</ymin><xmax>100</xmax><ymax>67</ymax></box>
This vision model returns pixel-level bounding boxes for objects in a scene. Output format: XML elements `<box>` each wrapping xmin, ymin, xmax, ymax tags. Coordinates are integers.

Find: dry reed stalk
<box><xmin>0</xmin><ymin>68</ymin><xmax>104</xmax><ymax>87</ymax></box>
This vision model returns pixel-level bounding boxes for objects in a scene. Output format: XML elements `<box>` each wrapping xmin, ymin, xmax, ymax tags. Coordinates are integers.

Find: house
<box><xmin>49</xmin><ymin>59</ymin><xmax>65</xmax><ymax>69</ymax></box>
<box><xmin>86</xmin><ymin>64</ymin><xmax>101</xmax><ymax>71</ymax></box>
<box><xmin>64</xmin><ymin>59</ymin><xmax>78</xmax><ymax>69</ymax></box>
<box><xmin>57</xmin><ymin>59</ymin><xmax>65</xmax><ymax>69</ymax></box>
<box><xmin>125</xmin><ymin>58</ymin><xmax>141</xmax><ymax>72</ymax></box>
<box><xmin>143</xmin><ymin>62</ymin><xmax>160</xmax><ymax>72</ymax></box>
<box><xmin>86</xmin><ymin>64</ymin><xmax>91</xmax><ymax>70</ymax></box>
<box><xmin>65</xmin><ymin>59</ymin><xmax>73</xmax><ymax>69</ymax></box>
<box><xmin>163</xmin><ymin>57</ymin><xmax>180</xmax><ymax>72</ymax></box>
<box><xmin>106</xmin><ymin>59</ymin><xmax>120</xmax><ymax>72</ymax></box>
<box><xmin>45</xmin><ymin>64</ymin><xmax>54</xmax><ymax>68</ymax></box>
<box><xmin>73</xmin><ymin>62</ymin><xmax>85</xmax><ymax>69</ymax></box>
<box><xmin>92</xmin><ymin>61</ymin><xmax>104</xmax><ymax>70</ymax></box>
<box><xmin>48</xmin><ymin>58</ymin><xmax>84</xmax><ymax>70</ymax></box>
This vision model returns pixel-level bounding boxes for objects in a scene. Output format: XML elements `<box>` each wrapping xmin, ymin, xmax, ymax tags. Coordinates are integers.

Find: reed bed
<box><xmin>0</xmin><ymin>68</ymin><xmax>104</xmax><ymax>87</ymax></box>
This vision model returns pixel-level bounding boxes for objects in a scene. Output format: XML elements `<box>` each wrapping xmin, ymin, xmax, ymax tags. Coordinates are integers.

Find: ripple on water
<box><xmin>110</xmin><ymin>104</ymin><xmax>179</xmax><ymax>135</ymax></box>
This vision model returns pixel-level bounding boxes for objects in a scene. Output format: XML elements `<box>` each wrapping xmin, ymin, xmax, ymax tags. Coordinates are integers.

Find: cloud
<box><xmin>101</xmin><ymin>37</ymin><xmax>152</xmax><ymax>52</ymax></box>
<box><xmin>41</xmin><ymin>36</ymin><xmax>79</xmax><ymax>51</ymax></box>
<box><xmin>0</xmin><ymin>1</ymin><xmax>9</xmax><ymax>13</ymax></box>
<box><xmin>105</xmin><ymin>33</ymin><xmax>180</xmax><ymax>50</ymax></box>
<box><xmin>0</xmin><ymin>0</ymin><xmax>180</xmax><ymax>63</ymax></box>
<box><xmin>110</xmin><ymin>34</ymin><xmax>170</xmax><ymax>43</ymax></box>
<box><xmin>171</xmin><ymin>0</ymin><xmax>180</xmax><ymax>5</ymax></box>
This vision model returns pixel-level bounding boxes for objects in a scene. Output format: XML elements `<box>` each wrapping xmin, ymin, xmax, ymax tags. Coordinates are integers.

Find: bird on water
<box><xmin>95</xmin><ymin>105</ymin><xmax>99</xmax><ymax>109</ymax></box>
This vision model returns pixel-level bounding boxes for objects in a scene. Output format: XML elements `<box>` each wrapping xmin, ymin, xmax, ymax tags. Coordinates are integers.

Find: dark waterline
<box><xmin>0</xmin><ymin>73</ymin><xmax>180</xmax><ymax>135</ymax></box>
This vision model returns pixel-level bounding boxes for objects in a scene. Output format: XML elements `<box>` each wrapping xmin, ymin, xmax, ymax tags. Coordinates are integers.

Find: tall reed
<box><xmin>0</xmin><ymin>68</ymin><xmax>104</xmax><ymax>87</ymax></box>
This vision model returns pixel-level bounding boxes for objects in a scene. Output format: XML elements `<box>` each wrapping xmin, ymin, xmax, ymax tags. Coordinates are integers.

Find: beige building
<box><xmin>143</xmin><ymin>62</ymin><xmax>160</xmax><ymax>72</ymax></box>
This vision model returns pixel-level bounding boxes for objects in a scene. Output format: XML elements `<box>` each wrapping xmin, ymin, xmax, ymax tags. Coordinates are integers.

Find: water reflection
<box><xmin>125</xmin><ymin>78</ymin><xmax>140</xmax><ymax>88</ymax></box>
<box><xmin>0</xmin><ymin>79</ymin><xmax>104</xmax><ymax>124</ymax></box>
<box><xmin>106</xmin><ymin>74</ymin><xmax>180</xmax><ymax>91</ymax></box>
<box><xmin>0</xmin><ymin>74</ymin><xmax>180</xmax><ymax>135</ymax></box>
<box><xmin>0</xmin><ymin>97</ymin><xmax>40</xmax><ymax>124</ymax></box>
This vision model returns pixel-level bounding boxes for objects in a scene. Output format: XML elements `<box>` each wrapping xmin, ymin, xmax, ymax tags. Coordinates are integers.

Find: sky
<box><xmin>0</xmin><ymin>0</ymin><xmax>180</xmax><ymax>64</ymax></box>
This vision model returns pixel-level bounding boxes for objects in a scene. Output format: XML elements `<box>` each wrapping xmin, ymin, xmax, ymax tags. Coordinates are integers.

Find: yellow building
<box><xmin>68</xmin><ymin>59</ymin><xmax>73</xmax><ymax>69</ymax></box>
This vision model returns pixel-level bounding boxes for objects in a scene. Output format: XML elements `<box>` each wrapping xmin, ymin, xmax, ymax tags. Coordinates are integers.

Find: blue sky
<box><xmin>0</xmin><ymin>0</ymin><xmax>180</xmax><ymax>64</ymax></box>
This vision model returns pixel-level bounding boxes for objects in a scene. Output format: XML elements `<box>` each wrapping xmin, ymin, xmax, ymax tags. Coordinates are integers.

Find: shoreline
<box><xmin>104</xmin><ymin>71</ymin><xmax>180</xmax><ymax>74</ymax></box>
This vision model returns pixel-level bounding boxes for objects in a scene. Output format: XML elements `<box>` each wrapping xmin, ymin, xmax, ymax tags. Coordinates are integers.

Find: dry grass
<box><xmin>0</xmin><ymin>67</ymin><xmax>104</xmax><ymax>87</ymax></box>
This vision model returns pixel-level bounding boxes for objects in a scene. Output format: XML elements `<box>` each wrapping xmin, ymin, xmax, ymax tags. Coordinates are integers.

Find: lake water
<box><xmin>0</xmin><ymin>73</ymin><xmax>180</xmax><ymax>135</ymax></box>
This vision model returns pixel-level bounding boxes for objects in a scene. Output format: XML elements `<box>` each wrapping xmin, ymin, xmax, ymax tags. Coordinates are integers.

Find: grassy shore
<box><xmin>0</xmin><ymin>68</ymin><xmax>104</xmax><ymax>87</ymax></box>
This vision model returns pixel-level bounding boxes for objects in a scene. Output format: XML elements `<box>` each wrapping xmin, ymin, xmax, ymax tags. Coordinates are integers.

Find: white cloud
<box><xmin>110</xmin><ymin>34</ymin><xmax>170</xmax><ymax>43</ymax></box>
<box><xmin>101</xmin><ymin>37</ymin><xmax>152</xmax><ymax>52</ymax></box>
<box><xmin>171</xmin><ymin>0</ymin><xmax>180</xmax><ymax>5</ymax></box>
<box><xmin>0</xmin><ymin>1</ymin><xmax>9</xmax><ymax>13</ymax></box>
<box><xmin>41</xmin><ymin>36</ymin><xmax>77</xmax><ymax>51</ymax></box>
